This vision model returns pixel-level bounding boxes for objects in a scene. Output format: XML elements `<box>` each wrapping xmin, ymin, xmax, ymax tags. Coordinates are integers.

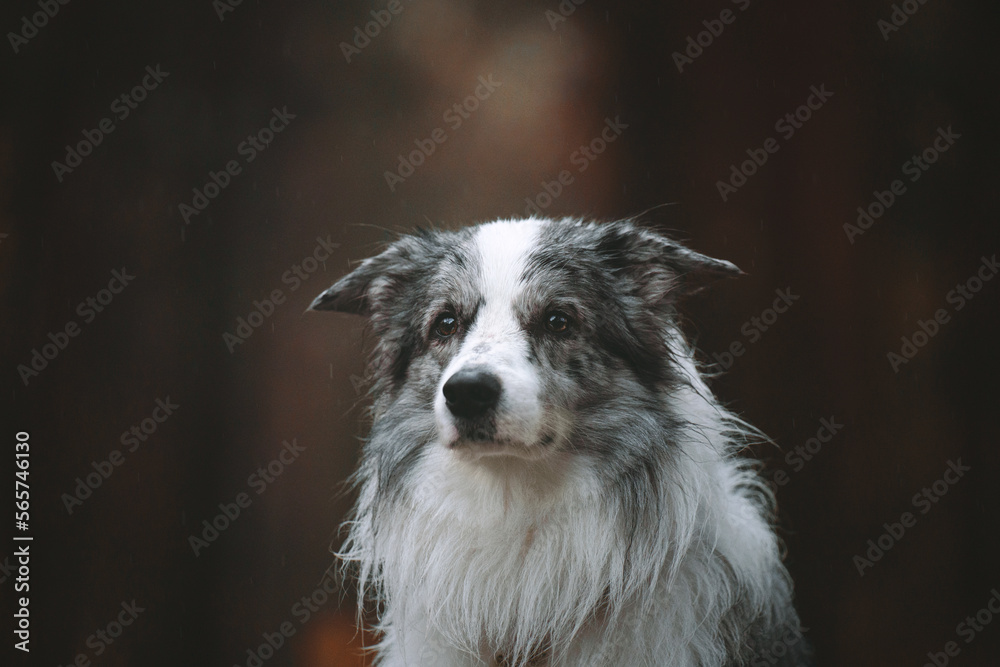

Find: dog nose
<box><xmin>443</xmin><ymin>368</ymin><xmax>501</xmax><ymax>419</ymax></box>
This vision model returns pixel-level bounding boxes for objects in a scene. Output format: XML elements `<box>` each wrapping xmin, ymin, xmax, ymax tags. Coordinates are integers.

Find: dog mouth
<box><xmin>443</xmin><ymin>421</ymin><xmax>557</xmax><ymax>460</ymax></box>
<box><xmin>450</xmin><ymin>415</ymin><xmax>499</xmax><ymax>443</ymax></box>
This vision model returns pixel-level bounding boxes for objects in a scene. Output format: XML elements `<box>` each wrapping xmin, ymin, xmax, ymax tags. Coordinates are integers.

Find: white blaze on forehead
<box><xmin>433</xmin><ymin>219</ymin><xmax>546</xmax><ymax>451</ymax></box>
<box><xmin>472</xmin><ymin>218</ymin><xmax>542</xmax><ymax>324</ymax></box>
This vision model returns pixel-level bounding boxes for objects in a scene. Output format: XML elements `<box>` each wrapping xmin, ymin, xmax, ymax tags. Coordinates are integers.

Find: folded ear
<box><xmin>309</xmin><ymin>237</ymin><xmax>424</xmax><ymax>315</ymax></box>
<box><xmin>596</xmin><ymin>219</ymin><xmax>743</xmax><ymax>301</ymax></box>
<box><xmin>308</xmin><ymin>257</ymin><xmax>379</xmax><ymax>314</ymax></box>
<box><xmin>651</xmin><ymin>239</ymin><xmax>744</xmax><ymax>295</ymax></box>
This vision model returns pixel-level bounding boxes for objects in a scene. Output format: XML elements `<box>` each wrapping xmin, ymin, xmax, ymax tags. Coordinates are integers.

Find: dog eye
<box><xmin>544</xmin><ymin>311</ymin><xmax>571</xmax><ymax>334</ymax></box>
<box><xmin>433</xmin><ymin>313</ymin><xmax>459</xmax><ymax>338</ymax></box>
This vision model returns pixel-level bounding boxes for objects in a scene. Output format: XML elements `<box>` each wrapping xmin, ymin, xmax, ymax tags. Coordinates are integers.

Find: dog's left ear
<box><xmin>597</xmin><ymin>221</ymin><xmax>743</xmax><ymax>301</ymax></box>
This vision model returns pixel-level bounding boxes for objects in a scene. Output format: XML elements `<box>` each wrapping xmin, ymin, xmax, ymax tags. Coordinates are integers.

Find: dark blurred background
<box><xmin>2</xmin><ymin>0</ymin><xmax>999</xmax><ymax>665</ymax></box>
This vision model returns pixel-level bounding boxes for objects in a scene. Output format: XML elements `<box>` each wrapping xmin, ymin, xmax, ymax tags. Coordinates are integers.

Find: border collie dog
<box><xmin>311</xmin><ymin>216</ymin><xmax>811</xmax><ymax>667</ymax></box>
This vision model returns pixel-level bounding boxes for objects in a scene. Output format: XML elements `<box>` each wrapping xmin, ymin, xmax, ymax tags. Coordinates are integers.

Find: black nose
<box><xmin>443</xmin><ymin>368</ymin><xmax>501</xmax><ymax>419</ymax></box>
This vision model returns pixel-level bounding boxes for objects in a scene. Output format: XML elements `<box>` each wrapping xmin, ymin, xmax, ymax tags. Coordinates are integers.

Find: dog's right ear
<box><xmin>308</xmin><ymin>258</ymin><xmax>378</xmax><ymax>315</ymax></box>
<box><xmin>309</xmin><ymin>239</ymin><xmax>421</xmax><ymax>316</ymax></box>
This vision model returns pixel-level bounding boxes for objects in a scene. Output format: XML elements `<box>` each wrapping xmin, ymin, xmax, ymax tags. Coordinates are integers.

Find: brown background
<box><xmin>2</xmin><ymin>0</ymin><xmax>998</xmax><ymax>665</ymax></box>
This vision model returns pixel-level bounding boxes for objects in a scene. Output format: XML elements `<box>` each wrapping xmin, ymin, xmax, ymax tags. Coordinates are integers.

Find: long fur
<box><xmin>312</xmin><ymin>217</ymin><xmax>811</xmax><ymax>667</ymax></box>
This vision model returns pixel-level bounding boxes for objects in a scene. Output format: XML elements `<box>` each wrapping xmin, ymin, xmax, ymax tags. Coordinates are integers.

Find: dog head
<box><xmin>311</xmin><ymin>217</ymin><xmax>740</xmax><ymax>463</ymax></box>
